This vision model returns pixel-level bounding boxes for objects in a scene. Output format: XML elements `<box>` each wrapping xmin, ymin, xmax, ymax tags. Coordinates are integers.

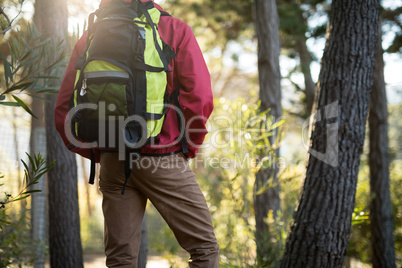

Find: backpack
<box><xmin>69</xmin><ymin>0</ymin><xmax>186</xmax><ymax>193</ymax></box>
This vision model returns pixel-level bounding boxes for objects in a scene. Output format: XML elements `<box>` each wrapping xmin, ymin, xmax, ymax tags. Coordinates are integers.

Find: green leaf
<box><xmin>254</xmin><ymin>132</ymin><xmax>274</xmax><ymax>141</ymax></box>
<box><xmin>0</xmin><ymin>95</ymin><xmax>5</xmax><ymax>100</ymax></box>
<box><xmin>0</xmin><ymin>102</ymin><xmax>21</xmax><ymax>107</ymax></box>
<box><xmin>20</xmin><ymin>50</ymin><xmax>32</xmax><ymax>62</ymax></box>
<box><xmin>35</xmin><ymin>89</ymin><xmax>59</xmax><ymax>94</ymax></box>
<box><xmin>1</xmin><ymin>56</ymin><xmax>12</xmax><ymax>88</ymax></box>
<box><xmin>21</xmin><ymin>159</ymin><xmax>29</xmax><ymax>171</ymax></box>
<box><xmin>27</xmin><ymin>152</ymin><xmax>35</xmax><ymax>167</ymax></box>
<box><xmin>34</xmin><ymin>153</ymin><xmax>41</xmax><ymax>166</ymax></box>
<box><xmin>11</xmin><ymin>195</ymin><xmax>30</xmax><ymax>202</ymax></box>
<box><xmin>0</xmin><ymin>219</ymin><xmax>18</xmax><ymax>226</ymax></box>
<box><xmin>258</xmin><ymin>108</ymin><xmax>270</xmax><ymax>117</ymax></box>
<box><xmin>21</xmin><ymin>190</ymin><xmax>42</xmax><ymax>195</ymax></box>
<box><xmin>270</xmin><ymin>119</ymin><xmax>285</xmax><ymax>130</ymax></box>
<box><xmin>34</xmin><ymin>75</ymin><xmax>60</xmax><ymax>80</ymax></box>
<box><xmin>12</xmin><ymin>95</ymin><xmax>37</xmax><ymax>119</ymax></box>
<box><xmin>4</xmin><ymin>81</ymin><xmax>34</xmax><ymax>94</ymax></box>
<box><xmin>33</xmin><ymin>170</ymin><xmax>48</xmax><ymax>181</ymax></box>
<box><xmin>45</xmin><ymin>51</ymin><xmax>65</xmax><ymax>72</ymax></box>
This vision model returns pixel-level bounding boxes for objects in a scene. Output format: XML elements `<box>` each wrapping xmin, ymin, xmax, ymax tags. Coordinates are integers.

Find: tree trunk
<box><xmin>253</xmin><ymin>0</ymin><xmax>282</xmax><ymax>264</ymax></box>
<box><xmin>33</xmin><ymin>0</ymin><xmax>84</xmax><ymax>267</ymax></box>
<box><xmin>30</xmin><ymin>96</ymin><xmax>48</xmax><ymax>268</ymax></box>
<box><xmin>295</xmin><ymin>36</ymin><xmax>316</xmax><ymax>116</ymax></box>
<box><xmin>368</xmin><ymin>24</ymin><xmax>396</xmax><ymax>268</ymax></box>
<box><xmin>46</xmin><ymin>92</ymin><xmax>83</xmax><ymax>268</ymax></box>
<box><xmin>280</xmin><ymin>1</ymin><xmax>380</xmax><ymax>267</ymax></box>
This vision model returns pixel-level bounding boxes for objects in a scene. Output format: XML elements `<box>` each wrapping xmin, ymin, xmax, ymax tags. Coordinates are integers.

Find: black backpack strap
<box><xmin>170</xmin><ymin>85</ymin><xmax>189</xmax><ymax>154</ymax></box>
<box><xmin>75</xmin><ymin>11</ymin><xmax>97</xmax><ymax>71</ymax></box>
<box><xmin>87</xmin><ymin>12</ymin><xmax>96</xmax><ymax>34</ymax></box>
<box><xmin>138</xmin><ymin>2</ymin><xmax>171</xmax><ymax>72</ymax></box>
<box><xmin>162</xmin><ymin>41</ymin><xmax>176</xmax><ymax>63</ymax></box>
<box><xmin>133</xmin><ymin>62</ymin><xmax>164</xmax><ymax>72</ymax></box>
<box><xmin>89</xmin><ymin>149</ymin><xmax>96</xmax><ymax>185</ymax></box>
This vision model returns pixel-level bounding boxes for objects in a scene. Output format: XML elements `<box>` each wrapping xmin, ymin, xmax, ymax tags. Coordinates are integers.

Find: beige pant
<box><xmin>99</xmin><ymin>153</ymin><xmax>219</xmax><ymax>268</ymax></box>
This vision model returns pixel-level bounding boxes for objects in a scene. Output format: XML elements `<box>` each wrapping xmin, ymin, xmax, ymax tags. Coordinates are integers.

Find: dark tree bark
<box><xmin>280</xmin><ymin>1</ymin><xmax>380</xmax><ymax>267</ymax></box>
<box><xmin>33</xmin><ymin>0</ymin><xmax>84</xmax><ymax>267</ymax></box>
<box><xmin>46</xmin><ymin>96</ymin><xmax>83</xmax><ymax>268</ymax></box>
<box><xmin>253</xmin><ymin>0</ymin><xmax>282</xmax><ymax>264</ymax></box>
<box><xmin>368</xmin><ymin>24</ymin><xmax>396</xmax><ymax>268</ymax></box>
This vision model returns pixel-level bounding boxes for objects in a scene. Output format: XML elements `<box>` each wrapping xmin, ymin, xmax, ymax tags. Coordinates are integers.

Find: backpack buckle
<box><xmin>80</xmin><ymin>79</ymin><xmax>87</xmax><ymax>96</ymax></box>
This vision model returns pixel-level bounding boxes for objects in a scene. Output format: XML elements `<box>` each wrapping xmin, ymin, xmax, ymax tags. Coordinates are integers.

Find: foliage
<box><xmin>386</xmin><ymin>104</ymin><xmax>402</xmax><ymax>266</ymax></box>
<box><xmin>0</xmin><ymin>209</ymin><xmax>46</xmax><ymax>267</ymax></box>
<box><xmin>346</xmin><ymin>104</ymin><xmax>402</xmax><ymax>265</ymax></box>
<box><xmin>0</xmin><ymin>23</ymin><xmax>64</xmax><ymax>117</ymax></box>
<box><xmin>347</xmin><ymin>163</ymin><xmax>372</xmax><ymax>263</ymax></box>
<box><xmin>80</xmin><ymin>213</ymin><xmax>104</xmax><ymax>252</ymax></box>
<box><xmin>192</xmin><ymin>97</ymin><xmax>290</xmax><ymax>267</ymax></box>
<box><xmin>194</xmin><ymin>100</ymin><xmax>402</xmax><ymax>267</ymax></box>
<box><xmin>0</xmin><ymin>0</ymin><xmax>30</xmax><ymax>35</ymax></box>
<box><xmin>0</xmin><ymin>153</ymin><xmax>55</xmax><ymax>218</ymax></box>
<box><xmin>390</xmin><ymin>159</ymin><xmax>402</xmax><ymax>267</ymax></box>
<box><xmin>382</xmin><ymin>6</ymin><xmax>402</xmax><ymax>53</ymax></box>
<box><xmin>0</xmin><ymin>6</ymin><xmax>61</xmax><ymax>264</ymax></box>
<box><xmin>165</xmin><ymin>0</ymin><xmax>253</xmax><ymax>49</ymax></box>
<box><xmin>0</xmin><ymin>153</ymin><xmax>54</xmax><ymax>267</ymax></box>
<box><xmin>278</xmin><ymin>0</ymin><xmax>329</xmax><ymax>52</ymax></box>
<box><xmin>0</xmin><ymin>6</ymin><xmax>11</xmax><ymax>35</ymax></box>
<box><xmin>147</xmin><ymin>204</ymin><xmax>182</xmax><ymax>256</ymax></box>
<box><xmin>142</xmin><ymin>97</ymin><xmax>293</xmax><ymax>266</ymax></box>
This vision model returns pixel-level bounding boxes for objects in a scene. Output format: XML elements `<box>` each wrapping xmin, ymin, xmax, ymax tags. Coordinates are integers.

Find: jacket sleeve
<box><xmin>175</xmin><ymin>23</ymin><xmax>214</xmax><ymax>158</ymax></box>
<box><xmin>54</xmin><ymin>32</ymin><xmax>100</xmax><ymax>161</ymax></box>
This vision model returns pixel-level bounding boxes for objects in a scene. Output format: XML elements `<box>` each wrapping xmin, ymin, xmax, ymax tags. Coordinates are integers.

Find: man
<box><xmin>54</xmin><ymin>0</ymin><xmax>219</xmax><ymax>267</ymax></box>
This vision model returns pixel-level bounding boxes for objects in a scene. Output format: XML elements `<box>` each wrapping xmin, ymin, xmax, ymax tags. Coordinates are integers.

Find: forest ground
<box><xmin>44</xmin><ymin>254</ymin><xmax>170</xmax><ymax>268</ymax></box>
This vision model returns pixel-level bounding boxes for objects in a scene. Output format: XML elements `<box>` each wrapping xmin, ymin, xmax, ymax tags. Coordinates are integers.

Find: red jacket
<box><xmin>54</xmin><ymin>0</ymin><xmax>213</xmax><ymax>162</ymax></box>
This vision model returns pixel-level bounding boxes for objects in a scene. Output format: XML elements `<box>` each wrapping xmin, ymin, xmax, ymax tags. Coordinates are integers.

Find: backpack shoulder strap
<box><xmin>89</xmin><ymin>150</ymin><xmax>96</xmax><ymax>185</ymax></box>
<box><xmin>138</xmin><ymin>2</ymin><xmax>171</xmax><ymax>72</ymax></box>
